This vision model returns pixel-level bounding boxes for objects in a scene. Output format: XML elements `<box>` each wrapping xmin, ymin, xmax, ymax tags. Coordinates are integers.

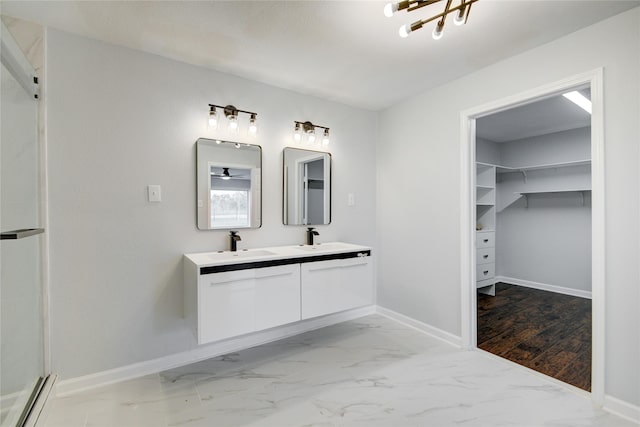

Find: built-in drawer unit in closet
<box><xmin>476</xmin><ymin>162</ymin><xmax>497</xmax><ymax>294</ymax></box>
<box><xmin>475</xmin><ymin>230</ymin><xmax>496</xmax><ymax>291</ymax></box>
<box><xmin>184</xmin><ymin>243</ymin><xmax>373</xmax><ymax>346</ymax></box>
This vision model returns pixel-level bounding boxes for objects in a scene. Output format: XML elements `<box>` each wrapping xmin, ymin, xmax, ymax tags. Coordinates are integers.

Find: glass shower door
<box><xmin>0</xmin><ymin>27</ymin><xmax>44</xmax><ymax>427</ymax></box>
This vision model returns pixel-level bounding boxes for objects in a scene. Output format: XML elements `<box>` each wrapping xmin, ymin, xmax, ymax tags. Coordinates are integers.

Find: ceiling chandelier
<box><xmin>384</xmin><ymin>0</ymin><xmax>479</xmax><ymax>40</ymax></box>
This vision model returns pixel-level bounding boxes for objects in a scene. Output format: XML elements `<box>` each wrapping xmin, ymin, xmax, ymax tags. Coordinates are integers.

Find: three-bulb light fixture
<box><xmin>208</xmin><ymin>104</ymin><xmax>258</xmax><ymax>136</ymax></box>
<box><xmin>384</xmin><ymin>0</ymin><xmax>478</xmax><ymax>40</ymax></box>
<box><xmin>293</xmin><ymin>121</ymin><xmax>330</xmax><ymax>146</ymax></box>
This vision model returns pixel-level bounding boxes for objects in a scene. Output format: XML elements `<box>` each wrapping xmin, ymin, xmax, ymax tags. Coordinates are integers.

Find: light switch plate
<box><xmin>347</xmin><ymin>193</ymin><xmax>355</xmax><ymax>207</ymax></box>
<box><xmin>148</xmin><ymin>185</ymin><xmax>162</xmax><ymax>202</ymax></box>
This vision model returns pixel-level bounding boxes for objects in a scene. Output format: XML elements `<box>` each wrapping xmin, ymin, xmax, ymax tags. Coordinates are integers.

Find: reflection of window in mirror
<box><xmin>209</xmin><ymin>166</ymin><xmax>251</xmax><ymax>228</ymax></box>
<box><xmin>196</xmin><ymin>138</ymin><xmax>261</xmax><ymax>230</ymax></box>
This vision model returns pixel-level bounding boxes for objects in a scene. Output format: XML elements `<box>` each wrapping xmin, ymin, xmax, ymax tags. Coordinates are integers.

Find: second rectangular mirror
<box><xmin>283</xmin><ymin>147</ymin><xmax>331</xmax><ymax>225</ymax></box>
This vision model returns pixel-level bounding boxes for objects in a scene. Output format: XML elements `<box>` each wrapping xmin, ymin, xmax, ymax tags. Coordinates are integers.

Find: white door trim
<box><xmin>459</xmin><ymin>68</ymin><xmax>605</xmax><ymax>405</ymax></box>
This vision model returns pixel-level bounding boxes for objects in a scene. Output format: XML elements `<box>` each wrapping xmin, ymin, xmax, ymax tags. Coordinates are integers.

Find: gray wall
<box><xmin>46</xmin><ymin>29</ymin><xmax>377</xmax><ymax>380</ymax></box>
<box><xmin>377</xmin><ymin>9</ymin><xmax>639</xmax><ymax>405</ymax></box>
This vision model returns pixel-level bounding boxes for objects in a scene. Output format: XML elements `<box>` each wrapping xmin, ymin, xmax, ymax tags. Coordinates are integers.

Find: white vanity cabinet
<box><xmin>184</xmin><ymin>242</ymin><xmax>373</xmax><ymax>346</ymax></box>
<box><xmin>301</xmin><ymin>256</ymin><xmax>373</xmax><ymax>319</ymax></box>
<box><xmin>187</xmin><ymin>264</ymin><xmax>301</xmax><ymax>345</ymax></box>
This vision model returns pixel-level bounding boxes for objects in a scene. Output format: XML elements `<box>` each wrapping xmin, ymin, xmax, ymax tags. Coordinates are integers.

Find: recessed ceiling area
<box><xmin>2</xmin><ymin>1</ymin><xmax>639</xmax><ymax>110</ymax></box>
<box><xmin>476</xmin><ymin>89</ymin><xmax>592</xmax><ymax>143</ymax></box>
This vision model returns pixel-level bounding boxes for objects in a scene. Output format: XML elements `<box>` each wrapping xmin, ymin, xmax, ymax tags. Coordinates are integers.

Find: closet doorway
<box><xmin>460</xmin><ymin>70</ymin><xmax>605</xmax><ymax>402</ymax></box>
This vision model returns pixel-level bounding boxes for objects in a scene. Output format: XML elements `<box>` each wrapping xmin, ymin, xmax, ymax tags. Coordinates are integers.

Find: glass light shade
<box><xmin>294</xmin><ymin>123</ymin><xmax>302</xmax><ymax>142</ymax></box>
<box><xmin>208</xmin><ymin>109</ymin><xmax>218</xmax><ymax>129</ymax></box>
<box><xmin>322</xmin><ymin>129</ymin><xmax>330</xmax><ymax>146</ymax></box>
<box><xmin>453</xmin><ymin>10</ymin><xmax>466</xmax><ymax>26</ymax></box>
<box><xmin>248</xmin><ymin>114</ymin><xmax>258</xmax><ymax>136</ymax></box>
<box><xmin>307</xmin><ymin>131</ymin><xmax>316</xmax><ymax>144</ymax></box>
<box><xmin>228</xmin><ymin>116</ymin><xmax>239</xmax><ymax>133</ymax></box>
<box><xmin>399</xmin><ymin>24</ymin><xmax>411</xmax><ymax>38</ymax></box>
<box><xmin>432</xmin><ymin>25</ymin><xmax>444</xmax><ymax>40</ymax></box>
<box><xmin>384</xmin><ymin>2</ymin><xmax>397</xmax><ymax>18</ymax></box>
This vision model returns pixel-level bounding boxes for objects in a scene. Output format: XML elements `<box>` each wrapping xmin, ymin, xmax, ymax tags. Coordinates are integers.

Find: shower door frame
<box><xmin>0</xmin><ymin>20</ymin><xmax>52</xmax><ymax>427</ymax></box>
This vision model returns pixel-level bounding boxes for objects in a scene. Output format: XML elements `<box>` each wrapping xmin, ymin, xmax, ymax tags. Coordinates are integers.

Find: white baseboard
<box><xmin>496</xmin><ymin>276</ymin><xmax>592</xmax><ymax>299</ymax></box>
<box><xmin>55</xmin><ymin>306</ymin><xmax>376</xmax><ymax>397</ymax></box>
<box><xmin>603</xmin><ymin>395</ymin><xmax>640</xmax><ymax>424</ymax></box>
<box><xmin>376</xmin><ymin>306</ymin><xmax>462</xmax><ymax>348</ymax></box>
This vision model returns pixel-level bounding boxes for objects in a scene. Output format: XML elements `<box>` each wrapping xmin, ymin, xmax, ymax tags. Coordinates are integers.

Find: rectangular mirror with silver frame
<box><xmin>283</xmin><ymin>147</ymin><xmax>331</xmax><ymax>225</ymax></box>
<box><xmin>196</xmin><ymin>138</ymin><xmax>262</xmax><ymax>230</ymax></box>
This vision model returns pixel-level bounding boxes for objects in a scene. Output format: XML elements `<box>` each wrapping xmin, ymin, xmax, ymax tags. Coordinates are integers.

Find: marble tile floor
<box><xmin>43</xmin><ymin>315</ymin><xmax>635</xmax><ymax>427</ymax></box>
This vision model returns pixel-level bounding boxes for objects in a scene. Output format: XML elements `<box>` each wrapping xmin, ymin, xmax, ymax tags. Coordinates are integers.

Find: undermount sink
<box><xmin>294</xmin><ymin>243</ymin><xmax>350</xmax><ymax>252</ymax></box>
<box><xmin>206</xmin><ymin>249</ymin><xmax>277</xmax><ymax>261</ymax></box>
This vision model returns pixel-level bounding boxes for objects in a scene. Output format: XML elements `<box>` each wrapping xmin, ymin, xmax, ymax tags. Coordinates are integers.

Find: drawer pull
<box><xmin>483</xmin><ymin>255</ymin><xmax>489</xmax><ymax>259</ymax></box>
<box><xmin>483</xmin><ymin>270</ymin><xmax>489</xmax><ymax>275</ymax></box>
<box><xmin>483</xmin><ymin>239</ymin><xmax>489</xmax><ymax>243</ymax></box>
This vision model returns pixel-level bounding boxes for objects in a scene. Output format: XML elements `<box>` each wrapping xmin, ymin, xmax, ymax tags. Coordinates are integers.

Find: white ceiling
<box><xmin>476</xmin><ymin>90</ymin><xmax>592</xmax><ymax>142</ymax></box>
<box><xmin>2</xmin><ymin>1</ymin><xmax>639</xmax><ymax>111</ymax></box>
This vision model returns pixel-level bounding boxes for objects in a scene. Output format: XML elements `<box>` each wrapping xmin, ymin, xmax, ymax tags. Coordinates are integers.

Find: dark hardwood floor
<box><xmin>477</xmin><ymin>282</ymin><xmax>592</xmax><ymax>391</ymax></box>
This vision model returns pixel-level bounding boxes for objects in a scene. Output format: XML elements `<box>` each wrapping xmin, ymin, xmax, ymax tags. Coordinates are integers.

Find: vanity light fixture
<box><xmin>386</xmin><ymin>0</ymin><xmax>479</xmax><ymax>40</ymax></box>
<box><xmin>207</xmin><ymin>104</ymin><xmax>258</xmax><ymax>136</ymax></box>
<box><xmin>293</xmin><ymin>121</ymin><xmax>330</xmax><ymax>145</ymax></box>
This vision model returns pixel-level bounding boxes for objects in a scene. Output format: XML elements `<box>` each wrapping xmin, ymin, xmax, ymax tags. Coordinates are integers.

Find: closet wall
<box><xmin>477</xmin><ymin>127</ymin><xmax>592</xmax><ymax>295</ymax></box>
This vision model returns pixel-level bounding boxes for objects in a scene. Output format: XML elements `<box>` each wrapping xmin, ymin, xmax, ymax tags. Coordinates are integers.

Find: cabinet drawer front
<box><xmin>476</xmin><ymin>263</ymin><xmax>495</xmax><ymax>281</ymax></box>
<box><xmin>476</xmin><ymin>247</ymin><xmax>495</xmax><ymax>265</ymax></box>
<box><xmin>301</xmin><ymin>257</ymin><xmax>373</xmax><ymax>319</ymax></box>
<box><xmin>198</xmin><ymin>278</ymin><xmax>255</xmax><ymax>344</ymax></box>
<box><xmin>476</xmin><ymin>231</ymin><xmax>495</xmax><ymax>248</ymax></box>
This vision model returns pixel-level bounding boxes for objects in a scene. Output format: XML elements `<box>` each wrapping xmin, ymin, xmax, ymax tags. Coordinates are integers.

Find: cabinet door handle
<box><xmin>483</xmin><ymin>239</ymin><xmax>489</xmax><ymax>243</ymax></box>
<box><xmin>483</xmin><ymin>255</ymin><xmax>489</xmax><ymax>259</ymax></box>
<box><xmin>483</xmin><ymin>270</ymin><xmax>489</xmax><ymax>275</ymax></box>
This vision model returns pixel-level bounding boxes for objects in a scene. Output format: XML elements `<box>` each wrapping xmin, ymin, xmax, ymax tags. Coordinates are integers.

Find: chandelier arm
<box><xmin>407</xmin><ymin>0</ymin><xmax>441</xmax><ymax>13</ymax></box>
<box><xmin>464</xmin><ymin>1</ymin><xmax>473</xmax><ymax>24</ymax></box>
<box><xmin>414</xmin><ymin>0</ymin><xmax>478</xmax><ymax>27</ymax></box>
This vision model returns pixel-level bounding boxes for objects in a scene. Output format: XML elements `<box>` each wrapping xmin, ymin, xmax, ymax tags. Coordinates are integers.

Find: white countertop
<box><xmin>184</xmin><ymin>241</ymin><xmax>371</xmax><ymax>268</ymax></box>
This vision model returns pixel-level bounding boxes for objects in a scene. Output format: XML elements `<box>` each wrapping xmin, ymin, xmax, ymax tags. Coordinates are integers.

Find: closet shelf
<box><xmin>476</xmin><ymin>184</ymin><xmax>495</xmax><ymax>190</ymax></box>
<box><xmin>495</xmin><ymin>159</ymin><xmax>591</xmax><ymax>174</ymax></box>
<box><xmin>514</xmin><ymin>189</ymin><xmax>591</xmax><ymax>208</ymax></box>
<box><xmin>516</xmin><ymin>188</ymin><xmax>591</xmax><ymax>195</ymax></box>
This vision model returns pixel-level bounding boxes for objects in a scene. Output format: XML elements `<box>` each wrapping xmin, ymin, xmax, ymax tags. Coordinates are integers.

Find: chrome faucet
<box><xmin>306</xmin><ymin>227</ymin><xmax>319</xmax><ymax>245</ymax></box>
<box><xmin>229</xmin><ymin>231</ymin><xmax>241</xmax><ymax>252</ymax></box>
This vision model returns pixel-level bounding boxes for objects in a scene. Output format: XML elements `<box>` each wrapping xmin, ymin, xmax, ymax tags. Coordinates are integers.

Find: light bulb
<box><xmin>453</xmin><ymin>9</ymin><xmax>466</xmax><ymax>26</ymax></box>
<box><xmin>228</xmin><ymin>116</ymin><xmax>238</xmax><ymax>133</ymax></box>
<box><xmin>248</xmin><ymin>114</ymin><xmax>258</xmax><ymax>136</ymax></box>
<box><xmin>383</xmin><ymin>2</ymin><xmax>398</xmax><ymax>18</ymax></box>
<box><xmin>293</xmin><ymin>123</ymin><xmax>302</xmax><ymax>142</ymax></box>
<box><xmin>208</xmin><ymin>106</ymin><xmax>218</xmax><ymax>129</ymax></box>
<box><xmin>307</xmin><ymin>131</ymin><xmax>316</xmax><ymax>144</ymax></box>
<box><xmin>322</xmin><ymin>129</ymin><xmax>330</xmax><ymax>146</ymax></box>
<box><xmin>432</xmin><ymin>24</ymin><xmax>444</xmax><ymax>40</ymax></box>
<box><xmin>215</xmin><ymin>140</ymin><xmax>222</xmax><ymax>144</ymax></box>
<box><xmin>399</xmin><ymin>24</ymin><xmax>411</xmax><ymax>38</ymax></box>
